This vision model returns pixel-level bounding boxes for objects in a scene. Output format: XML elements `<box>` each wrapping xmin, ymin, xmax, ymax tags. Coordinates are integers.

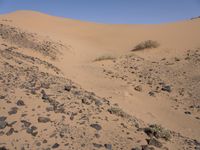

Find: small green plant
<box><xmin>94</xmin><ymin>55</ymin><xmax>115</xmax><ymax>62</ymax></box>
<box><xmin>133</xmin><ymin>40</ymin><xmax>160</xmax><ymax>51</ymax></box>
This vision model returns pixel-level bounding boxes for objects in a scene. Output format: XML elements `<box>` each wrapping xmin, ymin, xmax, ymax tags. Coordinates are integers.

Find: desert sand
<box><xmin>0</xmin><ymin>10</ymin><xmax>200</xmax><ymax>150</ymax></box>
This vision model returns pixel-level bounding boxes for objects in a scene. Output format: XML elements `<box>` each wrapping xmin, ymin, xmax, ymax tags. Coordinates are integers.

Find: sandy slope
<box><xmin>0</xmin><ymin>10</ymin><xmax>200</xmax><ymax>150</ymax></box>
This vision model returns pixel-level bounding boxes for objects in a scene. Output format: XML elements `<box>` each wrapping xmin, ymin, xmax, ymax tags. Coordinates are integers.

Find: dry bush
<box><xmin>132</xmin><ymin>40</ymin><xmax>160</xmax><ymax>51</ymax></box>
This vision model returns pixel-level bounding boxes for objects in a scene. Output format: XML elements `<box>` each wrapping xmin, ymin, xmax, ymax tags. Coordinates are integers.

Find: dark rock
<box><xmin>16</xmin><ymin>100</ymin><xmax>25</xmax><ymax>106</ymax></box>
<box><xmin>184</xmin><ymin>111</ymin><xmax>191</xmax><ymax>115</ymax></box>
<box><xmin>41</xmin><ymin>90</ymin><xmax>49</xmax><ymax>100</ymax></box>
<box><xmin>21</xmin><ymin>120</ymin><xmax>31</xmax><ymax>127</ymax></box>
<box><xmin>82</xmin><ymin>98</ymin><xmax>92</xmax><ymax>105</ymax></box>
<box><xmin>146</xmin><ymin>138</ymin><xmax>163</xmax><ymax>148</ymax></box>
<box><xmin>38</xmin><ymin>117</ymin><xmax>50</xmax><ymax>123</ymax></box>
<box><xmin>161</xmin><ymin>85</ymin><xmax>172</xmax><ymax>93</ymax></box>
<box><xmin>0</xmin><ymin>96</ymin><xmax>5</xmax><ymax>99</ymax></box>
<box><xmin>93</xmin><ymin>143</ymin><xmax>103</xmax><ymax>148</ymax></box>
<box><xmin>52</xmin><ymin>143</ymin><xmax>60</xmax><ymax>149</ymax></box>
<box><xmin>141</xmin><ymin>145</ymin><xmax>150</xmax><ymax>150</ymax></box>
<box><xmin>104</xmin><ymin>144</ymin><xmax>112</xmax><ymax>150</ymax></box>
<box><xmin>148</xmin><ymin>91</ymin><xmax>155</xmax><ymax>97</ymax></box>
<box><xmin>6</xmin><ymin>128</ymin><xmax>14</xmax><ymax>136</ymax></box>
<box><xmin>0</xmin><ymin>147</ymin><xmax>8</xmax><ymax>150</ymax></box>
<box><xmin>0</xmin><ymin>116</ymin><xmax>7</xmax><ymax>121</ymax></box>
<box><xmin>8</xmin><ymin>107</ymin><xmax>18</xmax><ymax>115</ymax></box>
<box><xmin>0</xmin><ymin>121</ymin><xmax>7</xmax><ymax>129</ymax></box>
<box><xmin>90</xmin><ymin>123</ymin><xmax>102</xmax><ymax>131</ymax></box>
<box><xmin>134</xmin><ymin>85</ymin><xmax>142</xmax><ymax>92</ymax></box>
<box><xmin>43</xmin><ymin>139</ymin><xmax>48</xmax><ymax>143</ymax></box>
<box><xmin>64</xmin><ymin>85</ymin><xmax>71</xmax><ymax>91</ymax></box>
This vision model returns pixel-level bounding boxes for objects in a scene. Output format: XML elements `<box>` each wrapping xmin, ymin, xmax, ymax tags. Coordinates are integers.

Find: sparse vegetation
<box><xmin>94</xmin><ymin>55</ymin><xmax>115</xmax><ymax>62</ymax></box>
<box><xmin>132</xmin><ymin>40</ymin><xmax>160</xmax><ymax>51</ymax></box>
<box><xmin>144</xmin><ymin>124</ymin><xmax>171</xmax><ymax>141</ymax></box>
<box><xmin>108</xmin><ymin>107</ymin><xmax>130</xmax><ymax>118</ymax></box>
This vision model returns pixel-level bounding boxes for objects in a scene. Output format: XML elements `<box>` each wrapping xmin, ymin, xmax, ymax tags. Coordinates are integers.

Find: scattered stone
<box><xmin>0</xmin><ymin>96</ymin><xmax>5</xmax><ymax>99</ymax></box>
<box><xmin>6</xmin><ymin>128</ymin><xmax>14</xmax><ymax>136</ymax></box>
<box><xmin>161</xmin><ymin>85</ymin><xmax>172</xmax><ymax>93</ymax></box>
<box><xmin>90</xmin><ymin>123</ymin><xmax>102</xmax><ymax>131</ymax></box>
<box><xmin>64</xmin><ymin>85</ymin><xmax>71</xmax><ymax>91</ymax></box>
<box><xmin>0</xmin><ymin>116</ymin><xmax>7</xmax><ymax>121</ymax></box>
<box><xmin>104</xmin><ymin>144</ymin><xmax>112</xmax><ymax>150</ymax></box>
<box><xmin>41</xmin><ymin>90</ymin><xmax>49</xmax><ymax>100</ymax></box>
<box><xmin>52</xmin><ymin>143</ymin><xmax>60</xmax><ymax>149</ymax></box>
<box><xmin>38</xmin><ymin>117</ymin><xmax>50</xmax><ymax>123</ymax></box>
<box><xmin>148</xmin><ymin>91</ymin><xmax>155</xmax><ymax>97</ymax></box>
<box><xmin>93</xmin><ymin>143</ymin><xmax>103</xmax><ymax>148</ymax></box>
<box><xmin>82</xmin><ymin>98</ymin><xmax>92</xmax><ymax>105</ymax></box>
<box><xmin>134</xmin><ymin>85</ymin><xmax>142</xmax><ymax>92</ymax></box>
<box><xmin>184</xmin><ymin>111</ymin><xmax>191</xmax><ymax>115</ymax></box>
<box><xmin>0</xmin><ymin>147</ymin><xmax>8</xmax><ymax>150</ymax></box>
<box><xmin>16</xmin><ymin>100</ymin><xmax>25</xmax><ymax>106</ymax></box>
<box><xmin>146</xmin><ymin>138</ymin><xmax>163</xmax><ymax>148</ymax></box>
<box><xmin>0</xmin><ymin>121</ymin><xmax>7</xmax><ymax>129</ymax></box>
<box><xmin>21</xmin><ymin>120</ymin><xmax>31</xmax><ymax>127</ymax></box>
<box><xmin>8</xmin><ymin>107</ymin><xmax>18</xmax><ymax>115</ymax></box>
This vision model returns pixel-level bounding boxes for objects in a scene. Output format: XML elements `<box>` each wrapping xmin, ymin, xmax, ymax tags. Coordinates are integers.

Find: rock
<box><xmin>0</xmin><ymin>96</ymin><xmax>5</xmax><ymax>99</ymax></box>
<box><xmin>46</xmin><ymin>107</ymin><xmax>54</xmax><ymax>112</ymax></box>
<box><xmin>0</xmin><ymin>147</ymin><xmax>8</xmax><ymax>150</ymax></box>
<box><xmin>0</xmin><ymin>116</ymin><xmax>7</xmax><ymax>121</ymax></box>
<box><xmin>161</xmin><ymin>85</ymin><xmax>172</xmax><ymax>93</ymax></box>
<box><xmin>26</xmin><ymin>127</ymin><xmax>38</xmax><ymax>137</ymax></box>
<box><xmin>41</xmin><ymin>90</ymin><xmax>49</xmax><ymax>100</ymax></box>
<box><xmin>134</xmin><ymin>85</ymin><xmax>142</xmax><ymax>92</ymax></box>
<box><xmin>148</xmin><ymin>91</ymin><xmax>155</xmax><ymax>97</ymax></box>
<box><xmin>6</xmin><ymin>128</ymin><xmax>14</xmax><ymax>136</ymax></box>
<box><xmin>16</xmin><ymin>100</ymin><xmax>25</xmax><ymax>106</ymax></box>
<box><xmin>38</xmin><ymin>117</ymin><xmax>50</xmax><ymax>123</ymax></box>
<box><xmin>146</xmin><ymin>138</ymin><xmax>163</xmax><ymax>148</ymax></box>
<box><xmin>141</xmin><ymin>145</ymin><xmax>152</xmax><ymax>150</ymax></box>
<box><xmin>104</xmin><ymin>144</ymin><xmax>112</xmax><ymax>150</ymax></box>
<box><xmin>52</xmin><ymin>143</ymin><xmax>60</xmax><ymax>149</ymax></box>
<box><xmin>131</xmin><ymin>147</ymin><xmax>141</xmax><ymax>150</ymax></box>
<box><xmin>90</xmin><ymin>123</ymin><xmax>102</xmax><ymax>131</ymax></box>
<box><xmin>0</xmin><ymin>121</ymin><xmax>7</xmax><ymax>129</ymax></box>
<box><xmin>21</xmin><ymin>120</ymin><xmax>31</xmax><ymax>127</ymax></box>
<box><xmin>93</xmin><ymin>143</ymin><xmax>103</xmax><ymax>148</ymax></box>
<box><xmin>184</xmin><ymin>111</ymin><xmax>191</xmax><ymax>115</ymax></box>
<box><xmin>64</xmin><ymin>85</ymin><xmax>71</xmax><ymax>91</ymax></box>
<box><xmin>82</xmin><ymin>98</ymin><xmax>92</xmax><ymax>105</ymax></box>
<box><xmin>8</xmin><ymin>107</ymin><xmax>18</xmax><ymax>115</ymax></box>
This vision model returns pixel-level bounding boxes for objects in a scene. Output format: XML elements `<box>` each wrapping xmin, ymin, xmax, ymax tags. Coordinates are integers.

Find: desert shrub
<box><xmin>133</xmin><ymin>40</ymin><xmax>160</xmax><ymax>51</ymax></box>
<box><xmin>107</xmin><ymin>107</ymin><xmax>130</xmax><ymax>118</ymax></box>
<box><xmin>144</xmin><ymin>124</ymin><xmax>171</xmax><ymax>141</ymax></box>
<box><xmin>94</xmin><ymin>55</ymin><xmax>115</xmax><ymax>62</ymax></box>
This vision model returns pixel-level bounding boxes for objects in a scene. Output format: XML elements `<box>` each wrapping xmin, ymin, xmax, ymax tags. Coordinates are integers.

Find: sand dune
<box><xmin>0</xmin><ymin>10</ymin><xmax>200</xmax><ymax>150</ymax></box>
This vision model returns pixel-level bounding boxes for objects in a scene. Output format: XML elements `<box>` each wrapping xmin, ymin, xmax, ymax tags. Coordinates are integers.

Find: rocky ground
<box><xmin>0</xmin><ymin>19</ymin><xmax>200</xmax><ymax>150</ymax></box>
<box><xmin>100</xmin><ymin>49</ymin><xmax>200</xmax><ymax>119</ymax></box>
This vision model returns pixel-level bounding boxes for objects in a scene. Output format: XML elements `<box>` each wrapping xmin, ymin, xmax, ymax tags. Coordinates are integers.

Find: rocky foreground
<box><xmin>0</xmin><ymin>19</ymin><xmax>200</xmax><ymax>150</ymax></box>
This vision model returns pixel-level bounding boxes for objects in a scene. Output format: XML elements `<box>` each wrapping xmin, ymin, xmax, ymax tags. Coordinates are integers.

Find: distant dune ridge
<box><xmin>0</xmin><ymin>10</ymin><xmax>200</xmax><ymax>150</ymax></box>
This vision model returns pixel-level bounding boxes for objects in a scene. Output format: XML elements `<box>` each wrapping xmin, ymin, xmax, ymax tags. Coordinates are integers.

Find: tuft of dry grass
<box><xmin>132</xmin><ymin>40</ymin><xmax>160</xmax><ymax>51</ymax></box>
